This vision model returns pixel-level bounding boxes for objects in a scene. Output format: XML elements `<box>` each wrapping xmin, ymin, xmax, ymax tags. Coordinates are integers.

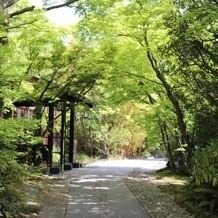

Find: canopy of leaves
<box><xmin>0</xmin><ymin>0</ymin><xmax>217</xmax><ymax>215</ymax></box>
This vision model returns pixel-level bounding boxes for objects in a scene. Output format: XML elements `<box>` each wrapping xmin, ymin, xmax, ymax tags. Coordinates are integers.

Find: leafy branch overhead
<box><xmin>0</xmin><ymin>0</ymin><xmax>217</xmax><ymax>216</ymax></box>
<box><xmin>4</xmin><ymin>0</ymin><xmax>80</xmax><ymax>18</ymax></box>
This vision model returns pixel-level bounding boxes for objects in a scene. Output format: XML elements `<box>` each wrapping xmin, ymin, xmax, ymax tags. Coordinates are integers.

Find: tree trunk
<box><xmin>0</xmin><ymin>97</ymin><xmax>4</xmax><ymax>118</ymax></box>
<box><xmin>158</xmin><ymin>118</ymin><xmax>175</xmax><ymax>171</ymax></box>
<box><xmin>145</xmin><ymin>43</ymin><xmax>193</xmax><ymax>171</ymax></box>
<box><xmin>31</xmin><ymin>105</ymin><xmax>43</xmax><ymax>165</ymax></box>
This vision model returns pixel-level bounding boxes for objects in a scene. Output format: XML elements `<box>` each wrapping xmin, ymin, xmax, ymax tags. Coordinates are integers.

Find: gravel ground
<box><xmin>125</xmin><ymin>169</ymin><xmax>194</xmax><ymax>218</ymax></box>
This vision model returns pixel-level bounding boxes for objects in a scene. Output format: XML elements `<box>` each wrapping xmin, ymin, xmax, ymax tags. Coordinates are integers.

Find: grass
<box><xmin>153</xmin><ymin>168</ymin><xmax>189</xmax><ymax>185</ymax></box>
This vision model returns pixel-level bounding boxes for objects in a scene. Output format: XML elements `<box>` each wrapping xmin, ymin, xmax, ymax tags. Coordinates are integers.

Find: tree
<box><xmin>0</xmin><ymin>0</ymin><xmax>217</xmax><ymax>214</ymax></box>
<box><xmin>0</xmin><ymin>1</ymin><xmax>101</xmax><ymax>214</ymax></box>
<box><xmin>73</xmin><ymin>6</ymin><xmax>218</xmax><ymax>215</ymax></box>
<box><xmin>162</xmin><ymin>0</ymin><xmax>218</xmax><ymax>147</ymax></box>
<box><xmin>0</xmin><ymin>0</ymin><xmax>85</xmax><ymax>116</ymax></box>
<box><xmin>75</xmin><ymin>101</ymin><xmax>146</xmax><ymax>157</ymax></box>
<box><xmin>73</xmin><ymin>0</ymin><xmax>218</xmax><ymax>172</ymax></box>
<box><xmin>73</xmin><ymin>0</ymin><xmax>191</xmax><ymax>168</ymax></box>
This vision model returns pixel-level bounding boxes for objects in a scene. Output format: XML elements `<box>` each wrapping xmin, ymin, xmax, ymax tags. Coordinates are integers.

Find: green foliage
<box><xmin>193</xmin><ymin>141</ymin><xmax>218</xmax><ymax>187</ymax></box>
<box><xmin>180</xmin><ymin>183</ymin><xmax>218</xmax><ymax>217</ymax></box>
<box><xmin>177</xmin><ymin>140</ymin><xmax>218</xmax><ymax>217</ymax></box>
<box><xmin>156</xmin><ymin>169</ymin><xmax>218</xmax><ymax>217</ymax></box>
<box><xmin>75</xmin><ymin>0</ymin><xmax>192</xmax><ymax>164</ymax></box>
<box><xmin>0</xmin><ymin>118</ymin><xmax>41</xmax><ymax>217</ymax></box>
<box><xmin>0</xmin><ymin>0</ymin><xmax>217</xmax><ymax>215</ymax></box>
<box><xmin>76</xmin><ymin>152</ymin><xmax>93</xmax><ymax>165</ymax></box>
<box><xmin>194</xmin><ymin>110</ymin><xmax>218</xmax><ymax>147</ymax></box>
<box><xmin>0</xmin><ymin>149</ymin><xmax>25</xmax><ymax>217</ymax></box>
<box><xmin>75</xmin><ymin>102</ymin><xmax>146</xmax><ymax>157</ymax></box>
<box><xmin>52</xmin><ymin>146</ymin><xmax>60</xmax><ymax>163</ymax></box>
<box><xmin>28</xmin><ymin>165</ymin><xmax>48</xmax><ymax>176</ymax></box>
<box><xmin>163</xmin><ymin>0</ymin><xmax>218</xmax><ymax>111</ymax></box>
<box><xmin>155</xmin><ymin>168</ymin><xmax>188</xmax><ymax>183</ymax></box>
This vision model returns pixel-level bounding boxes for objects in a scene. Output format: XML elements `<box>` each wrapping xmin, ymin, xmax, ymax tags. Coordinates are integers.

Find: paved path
<box><xmin>38</xmin><ymin>159</ymin><xmax>166</xmax><ymax>218</ymax></box>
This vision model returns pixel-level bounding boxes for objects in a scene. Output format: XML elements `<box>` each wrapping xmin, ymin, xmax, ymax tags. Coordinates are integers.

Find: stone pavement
<box><xmin>37</xmin><ymin>175</ymin><xmax>70</xmax><ymax>218</ymax></box>
<box><xmin>37</xmin><ymin>165</ymin><xmax>150</xmax><ymax>218</ymax></box>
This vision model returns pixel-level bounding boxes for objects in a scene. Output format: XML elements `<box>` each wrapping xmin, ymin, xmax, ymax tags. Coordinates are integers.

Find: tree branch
<box><xmin>8</xmin><ymin>0</ymin><xmax>79</xmax><ymax>18</ymax></box>
<box><xmin>44</xmin><ymin>0</ymin><xmax>79</xmax><ymax>11</ymax></box>
<box><xmin>128</xmin><ymin>89</ymin><xmax>150</xmax><ymax>104</ymax></box>
<box><xmin>9</xmin><ymin>6</ymin><xmax>35</xmax><ymax>18</ymax></box>
<box><xmin>127</xmin><ymin>71</ymin><xmax>163</xmax><ymax>86</ymax></box>
<box><xmin>8</xmin><ymin>20</ymin><xmax>38</xmax><ymax>29</ymax></box>
<box><xmin>136</xmin><ymin>0</ymin><xmax>143</xmax><ymax>13</ymax></box>
<box><xmin>3</xmin><ymin>0</ymin><xmax>20</xmax><ymax>9</ymax></box>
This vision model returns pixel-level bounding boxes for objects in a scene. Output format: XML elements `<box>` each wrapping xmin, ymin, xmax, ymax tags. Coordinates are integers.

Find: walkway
<box><xmin>38</xmin><ymin>159</ymin><xmax>167</xmax><ymax>218</ymax></box>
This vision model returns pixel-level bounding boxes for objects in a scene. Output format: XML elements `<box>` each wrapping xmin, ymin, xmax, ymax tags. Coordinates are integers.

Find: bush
<box><xmin>0</xmin><ymin>118</ymin><xmax>40</xmax><ymax>217</ymax></box>
<box><xmin>193</xmin><ymin>141</ymin><xmax>218</xmax><ymax>187</ymax></box>
<box><xmin>181</xmin><ymin>183</ymin><xmax>218</xmax><ymax>217</ymax></box>
<box><xmin>0</xmin><ymin>150</ymin><xmax>26</xmax><ymax>217</ymax></box>
<box><xmin>180</xmin><ymin>141</ymin><xmax>218</xmax><ymax>217</ymax></box>
<box><xmin>76</xmin><ymin>153</ymin><xmax>93</xmax><ymax>165</ymax></box>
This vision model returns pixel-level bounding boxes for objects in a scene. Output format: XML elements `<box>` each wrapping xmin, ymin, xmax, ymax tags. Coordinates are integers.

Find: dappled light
<box><xmin>0</xmin><ymin>0</ymin><xmax>217</xmax><ymax>217</ymax></box>
<box><xmin>63</xmin><ymin>159</ymin><xmax>166</xmax><ymax>217</ymax></box>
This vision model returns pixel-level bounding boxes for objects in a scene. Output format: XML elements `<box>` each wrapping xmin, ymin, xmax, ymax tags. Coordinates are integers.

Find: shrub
<box><xmin>180</xmin><ymin>141</ymin><xmax>218</xmax><ymax>216</ymax></box>
<box><xmin>0</xmin><ymin>150</ymin><xmax>26</xmax><ymax>217</ymax></box>
<box><xmin>193</xmin><ymin>141</ymin><xmax>218</xmax><ymax>187</ymax></box>
<box><xmin>0</xmin><ymin>118</ymin><xmax>40</xmax><ymax>217</ymax></box>
<box><xmin>76</xmin><ymin>153</ymin><xmax>93</xmax><ymax>165</ymax></box>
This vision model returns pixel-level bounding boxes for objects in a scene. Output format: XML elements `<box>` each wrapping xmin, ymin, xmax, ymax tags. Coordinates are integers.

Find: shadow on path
<box><xmin>65</xmin><ymin>167</ymin><xmax>149</xmax><ymax>218</ymax></box>
<box><xmin>38</xmin><ymin>159</ymin><xmax>167</xmax><ymax>218</ymax></box>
